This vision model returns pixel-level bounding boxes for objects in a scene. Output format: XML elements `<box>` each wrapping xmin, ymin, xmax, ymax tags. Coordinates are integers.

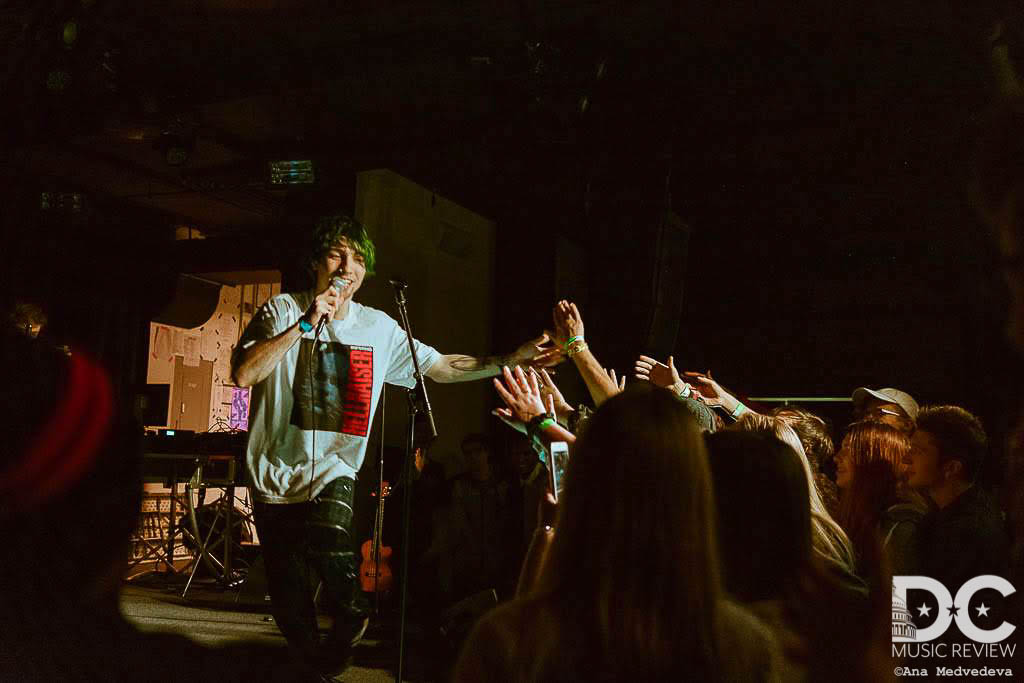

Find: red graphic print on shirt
<box><xmin>341</xmin><ymin>347</ymin><xmax>373</xmax><ymax>436</ymax></box>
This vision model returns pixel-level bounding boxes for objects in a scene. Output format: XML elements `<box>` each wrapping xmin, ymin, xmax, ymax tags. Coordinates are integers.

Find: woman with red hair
<box><xmin>834</xmin><ymin>421</ymin><xmax>925</xmax><ymax>586</ymax></box>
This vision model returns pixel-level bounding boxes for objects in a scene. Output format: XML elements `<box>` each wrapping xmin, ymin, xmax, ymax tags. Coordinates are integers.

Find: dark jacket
<box><xmin>917</xmin><ymin>485</ymin><xmax>1009</xmax><ymax>590</ymax></box>
<box><xmin>881</xmin><ymin>501</ymin><xmax>926</xmax><ymax>577</ymax></box>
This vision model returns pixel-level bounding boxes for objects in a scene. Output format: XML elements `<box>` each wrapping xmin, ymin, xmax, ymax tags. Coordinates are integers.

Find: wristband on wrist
<box><xmin>527</xmin><ymin>415</ymin><xmax>556</xmax><ymax>440</ymax></box>
<box><xmin>730</xmin><ymin>402</ymin><xmax>747</xmax><ymax>419</ymax></box>
<box><xmin>298</xmin><ymin>317</ymin><xmax>314</xmax><ymax>333</ymax></box>
<box><xmin>563</xmin><ymin>335</ymin><xmax>583</xmax><ymax>350</ymax></box>
<box><xmin>566</xmin><ymin>340</ymin><xmax>588</xmax><ymax>358</ymax></box>
<box><xmin>677</xmin><ymin>383</ymin><xmax>692</xmax><ymax>400</ymax></box>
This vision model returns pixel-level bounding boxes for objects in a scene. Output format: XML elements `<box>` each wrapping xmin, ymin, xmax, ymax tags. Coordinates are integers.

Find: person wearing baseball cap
<box><xmin>851</xmin><ymin>387</ymin><xmax>919</xmax><ymax>433</ymax></box>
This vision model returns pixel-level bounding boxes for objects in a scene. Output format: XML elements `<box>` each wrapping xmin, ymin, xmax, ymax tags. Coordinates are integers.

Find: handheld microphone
<box><xmin>314</xmin><ymin>275</ymin><xmax>346</xmax><ymax>339</ymax></box>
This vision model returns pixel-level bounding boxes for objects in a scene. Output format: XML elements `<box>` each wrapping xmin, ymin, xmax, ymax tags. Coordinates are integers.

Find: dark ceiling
<box><xmin>2</xmin><ymin>2</ymin><xmax>1004</xmax><ymax>231</ymax></box>
<box><xmin>3</xmin><ymin>1</ymin><xmax>1023</xmax><ymax>439</ymax></box>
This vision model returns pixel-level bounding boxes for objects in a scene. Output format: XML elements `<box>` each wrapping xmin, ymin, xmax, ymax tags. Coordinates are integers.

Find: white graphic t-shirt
<box><xmin>238</xmin><ymin>293</ymin><xmax>440</xmax><ymax>503</ymax></box>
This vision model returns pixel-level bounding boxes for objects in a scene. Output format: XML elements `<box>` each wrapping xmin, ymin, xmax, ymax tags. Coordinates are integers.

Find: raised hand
<box><xmin>535</xmin><ymin>368</ymin><xmax>574</xmax><ymax>423</ymax></box>
<box><xmin>684</xmin><ymin>372</ymin><xmax>740</xmax><ymax>413</ymax></box>
<box><xmin>493</xmin><ymin>365</ymin><xmax>549</xmax><ymax>424</ymax></box>
<box><xmin>493</xmin><ymin>390</ymin><xmax>556</xmax><ymax>434</ymax></box>
<box><xmin>634</xmin><ymin>355</ymin><xmax>685</xmax><ymax>391</ymax></box>
<box><xmin>604</xmin><ymin>368</ymin><xmax>626</xmax><ymax>395</ymax></box>
<box><xmin>552</xmin><ymin>300</ymin><xmax>584</xmax><ymax>348</ymax></box>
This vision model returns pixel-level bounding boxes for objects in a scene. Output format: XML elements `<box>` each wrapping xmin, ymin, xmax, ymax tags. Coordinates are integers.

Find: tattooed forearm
<box><xmin>448</xmin><ymin>354</ymin><xmax>509</xmax><ymax>372</ymax></box>
<box><xmin>429</xmin><ymin>353</ymin><xmax>512</xmax><ymax>383</ymax></box>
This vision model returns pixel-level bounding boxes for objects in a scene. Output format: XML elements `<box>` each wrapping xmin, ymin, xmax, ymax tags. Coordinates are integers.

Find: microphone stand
<box><xmin>390</xmin><ymin>280</ymin><xmax>437</xmax><ymax>683</ymax></box>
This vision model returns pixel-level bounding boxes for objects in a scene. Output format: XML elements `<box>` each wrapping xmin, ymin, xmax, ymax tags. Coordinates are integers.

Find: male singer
<box><xmin>231</xmin><ymin>214</ymin><xmax>558</xmax><ymax>675</ymax></box>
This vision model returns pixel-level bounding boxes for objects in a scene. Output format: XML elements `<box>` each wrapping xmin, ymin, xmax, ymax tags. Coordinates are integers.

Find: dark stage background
<box><xmin>2</xmin><ymin>1</ymin><xmax>1022</xmax><ymax>479</ymax></box>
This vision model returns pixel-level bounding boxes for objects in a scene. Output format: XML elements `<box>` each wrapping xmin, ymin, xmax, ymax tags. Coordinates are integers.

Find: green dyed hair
<box><xmin>309</xmin><ymin>214</ymin><xmax>376</xmax><ymax>276</ymax></box>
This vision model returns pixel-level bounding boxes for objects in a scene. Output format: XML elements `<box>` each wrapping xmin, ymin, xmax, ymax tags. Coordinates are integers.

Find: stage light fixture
<box><xmin>268</xmin><ymin>160</ymin><xmax>315</xmax><ymax>185</ymax></box>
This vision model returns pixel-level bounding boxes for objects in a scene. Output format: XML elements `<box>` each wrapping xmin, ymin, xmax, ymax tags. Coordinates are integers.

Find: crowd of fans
<box><xmin>444</xmin><ymin>298</ymin><xmax>1019</xmax><ymax>682</ymax></box>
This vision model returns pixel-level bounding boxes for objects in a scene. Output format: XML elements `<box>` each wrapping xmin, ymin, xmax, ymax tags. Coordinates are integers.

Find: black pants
<box><xmin>253</xmin><ymin>477</ymin><xmax>367</xmax><ymax>667</ymax></box>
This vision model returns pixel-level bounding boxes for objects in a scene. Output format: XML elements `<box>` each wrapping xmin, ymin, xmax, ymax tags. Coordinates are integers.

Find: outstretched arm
<box><xmin>686</xmin><ymin>372</ymin><xmax>753</xmax><ymax>419</ymax></box>
<box><xmin>516</xmin><ymin>492</ymin><xmax>557</xmax><ymax>597</ymax></box>
<box><xmin>425</xmin><ymin>333</ymin><xmax>563</xmax><ymax>383</ymax></box>
<box><xmin>551</xmin><ymin>301</ymin><xmax>621</xmax><ymax>406</ymax></box>
<box><xmin>634</xmin><ymin>355</ymin><xmax>692</xmax><ymax>398</ymax></box>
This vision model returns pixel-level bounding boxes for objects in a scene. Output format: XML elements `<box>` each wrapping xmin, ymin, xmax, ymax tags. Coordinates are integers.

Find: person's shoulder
<box><xmin>476</xmin><ymin>597</ymin><xmax>559</xmax><ymax>652</ymax></box>
<box><xmin>266</xmin><ymin>292</ymin><xmax>304</xmax><ymax>317</ymax></box>
<box><xmin>885</xmin><ymin>497</ymin><xmax>927</xmax><ymax>526</ymax></box>
<box><xmin>716</xmin><ymin>599</ymin><xmax>786</xmax><ymax>680</ymax></box>
<box><xmin>478</xmin><ymin>598</ymin><xmax>534</xmax><ymax>630</ymax></box>
<box><xmin>454</xmin><ymin>598</ymin><xmax>545</xmax><ymax>682</ymax></box>
<box><xmin>950</xmin><ymin>486</ymin><xmax>1008</xmax><ymax>539</ymax></box>
<box><xmin>718</xmin><ymin>599</ymin><xmax>775</xmax><ymax>640</ymax></box>
<box><xmin>350</xmin><ymin>301</ymin><xmax>399</xmax><ymax>328</ymax></box>
<box><xmin>965</xmin><ymin>484</ymin><xmax>1004</xmax><ymax>515</ymax></box>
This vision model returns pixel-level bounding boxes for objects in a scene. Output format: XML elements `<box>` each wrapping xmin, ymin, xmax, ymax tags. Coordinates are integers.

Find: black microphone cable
<box><xmin>307</xmin><ymin>276</ymin><xmax>344</xmax><ymax>502</ymax></box>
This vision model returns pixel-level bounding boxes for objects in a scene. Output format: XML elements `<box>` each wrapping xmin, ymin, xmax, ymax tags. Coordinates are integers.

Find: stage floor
<box><xmin>120</xmin><ymin>580</ymin><xmax>423</xmax><ymax>682</ymax></box>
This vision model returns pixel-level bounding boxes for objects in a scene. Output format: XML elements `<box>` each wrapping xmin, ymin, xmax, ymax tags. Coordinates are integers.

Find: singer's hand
<box><xmin>511</xmin><ymin>332</ymin><xmax>564</xmax><ymax>369</ymax></box>
<box><xmin>304</xmin><ymin>282</ymin><xmax>340</xmax><ymax>328</ymax></box>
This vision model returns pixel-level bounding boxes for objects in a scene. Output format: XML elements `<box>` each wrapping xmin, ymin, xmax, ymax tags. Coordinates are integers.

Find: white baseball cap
<box><xmin>851</xmin><ymin>387</ymin><xmax>919</xmax><ymax>421</ymax></box>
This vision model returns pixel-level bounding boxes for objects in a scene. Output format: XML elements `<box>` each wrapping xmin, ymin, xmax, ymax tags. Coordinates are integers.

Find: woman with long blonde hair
<box><xmin>732</xmin><ymin>413</ymin><xmax>859</xmax><ymax>581</ymax></box>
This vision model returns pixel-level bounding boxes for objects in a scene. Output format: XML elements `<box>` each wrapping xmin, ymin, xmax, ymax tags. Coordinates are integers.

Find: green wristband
<box><xmin>730</xmin><ymin>402</ymin><xmax>747</xmax><ymax>419</ymax></box>
<box><xmin>564</xmin><ymin>335</ymin><xmax>583</xmax><ymax>350</ymax></box>
<box><xmin>528</xmin><ymin>414</ymin><xmax>556</xmax><ymax>440</ymax></box>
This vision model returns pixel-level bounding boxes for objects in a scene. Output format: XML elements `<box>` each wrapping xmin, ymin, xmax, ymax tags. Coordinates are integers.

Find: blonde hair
<box><xmin>733</xmin><ymin>413</ymin><xmax>858</xmax><ymax>577</ymax></box>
